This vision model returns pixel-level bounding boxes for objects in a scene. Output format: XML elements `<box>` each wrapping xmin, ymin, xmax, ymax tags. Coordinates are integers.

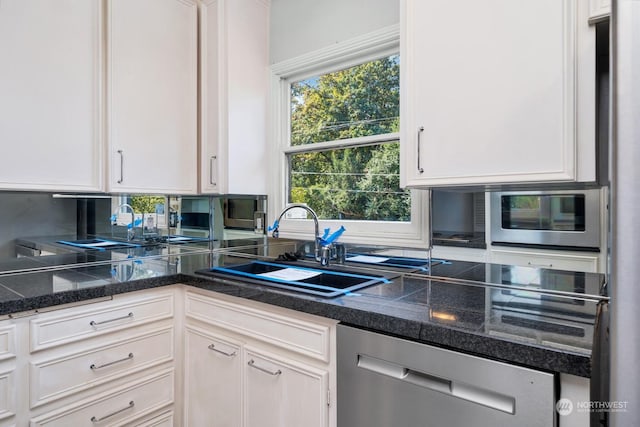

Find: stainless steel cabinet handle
<box><xmin>89</xmin><ymin>312</ymin><xmax>133</xmax><ymax>327</ymax></box>
<box><xmin>208</xmin><ymin>343</ymin><xmax>236</xmax><ymax>357</ymax></box>
<box><xmin>417</xmin><ymin>126</ymin><xmax>425</xmax><ymax>173</ymax></box>
<box><xmin>90</xmin><ymin>400</ymin><xmax>134</xmax><ymax>423</ymax></box>
<box><xmin>248</xmin><ymin>359</ymin><xmax>282</xmax><ymax>376</ymax></box>
<box><xmin>209</xmin><ymin>155</ymin><xmax>217</xmax><ymax>186</ymax></box>
<box><xmin>117</xmin><ymin>150</ymin><xmax>124</xmax><ymax>184</ymax></box>
<box><xmin>90</xmin><ymin>352</ymin><xmax>134</xmax><ymax>370</ymax></box>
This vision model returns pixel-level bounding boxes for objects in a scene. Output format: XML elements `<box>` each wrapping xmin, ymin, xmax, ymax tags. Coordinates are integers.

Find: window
<box><xmin>287</xmin><ymin>55</ymin><xmax>410</xmax><ymax>222</ymax></box>
<box><xmin>270</xmin><ymin>27</ymin><xmax>428</xmax><ymax>246</ymax></box>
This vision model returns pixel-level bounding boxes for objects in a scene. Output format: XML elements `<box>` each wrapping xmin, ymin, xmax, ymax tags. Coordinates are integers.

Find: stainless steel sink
<box><xmin>196</xmin><ymin>260</ymin><xmax>390</xmax><ymax>297</ymax></box>
<box><xmin>56</xmin><ymin>238</ymin><xmax>141</xmax><ymax>251</ymax></box>
<box><xmin>344</xmin><ymin>253</ymin><xmax>448</xmax><ymax>272</ymax></box>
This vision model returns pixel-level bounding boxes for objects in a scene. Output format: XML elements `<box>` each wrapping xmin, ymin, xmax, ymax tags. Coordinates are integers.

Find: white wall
<box><xmin>269</xmin><ymin>0</ymin><xmax>399</xmax><ymax>64</ymax></box>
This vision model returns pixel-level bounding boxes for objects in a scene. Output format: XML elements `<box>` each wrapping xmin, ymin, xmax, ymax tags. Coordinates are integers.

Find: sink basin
<box><xmin>345</xmin><ymin>253</ymin><xmax>447</xmax><ymax>271</ymax></box>
<box><xmin>196</xmin><ymin>260</ymin><xmax>389</xmax><ymax>297</ymax></box>
<box><xmin>56</xmin><ymin>238</ymin><xmax>141</xmax><ymax>251</ymax></box>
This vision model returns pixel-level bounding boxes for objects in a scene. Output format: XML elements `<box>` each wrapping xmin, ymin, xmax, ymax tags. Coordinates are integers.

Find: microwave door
<box><xmin>490</xmin><ymin>190</ymin><xmax>601</xmax><ymax>250</ymax></box>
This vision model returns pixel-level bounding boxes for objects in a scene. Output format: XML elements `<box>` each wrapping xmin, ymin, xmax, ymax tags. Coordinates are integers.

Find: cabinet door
<box><xmin>589</xmin><ymin>0</ymin><xmax>610</xmax><ymax>23</ymax></box>
<box><xmin>401</xmin><ymin>0</ymin><xmax>583</xmax><ymax>187</ymax></box>
<box><xmin>199</xmin><ymin>0</ymin><xmax>269</xmax><ymax>194</ymax></box>
<box><xmin>0</xmin><ymin>0</ymin><xmax>103</xmax><ymax>191</ymax></box>
<box><xmin>245</xmin><ymin>347</ymin><xmax>329</xmax><ymax>427</ymax></box>
<box><xmin>108</xmin><ymin>0</ymin><xmax>197</xmax><ymax>194</ymax></box>
<box><xmin>184</xmin><ymin>326</ymin><xmax>241</xmax><ymax>427</ymax></box>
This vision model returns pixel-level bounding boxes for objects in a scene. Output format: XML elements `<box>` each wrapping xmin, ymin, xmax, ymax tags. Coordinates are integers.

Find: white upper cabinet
<box><xmin>400</xmin><ymin>0</ymin><xmax>596</xmax><ymax>187</ymax></box>
<box><xmin>200</xmin><ymin>0</ymin><xmax>270</xmax><ymax>194</ymax></box>
<box><xmin>589</xmin><ymin>0</ymin><xmax>610</xmax><ymax>23</ymax></box>
<box><xmin>0</xmin><ymin>0</ymin><xmax>103</xmax><ymax>192</ymax></box>
<box><xmin>107</xmin><ymin>0</ymin><xmax>198</xmax><ymax>194</ymax></box>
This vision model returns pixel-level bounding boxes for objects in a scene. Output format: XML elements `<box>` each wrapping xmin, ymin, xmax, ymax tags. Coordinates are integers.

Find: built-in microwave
<box><xmin>490</xmin><ymin>189</ymin><xmax>601</xmax><ymax>251</ymax></box>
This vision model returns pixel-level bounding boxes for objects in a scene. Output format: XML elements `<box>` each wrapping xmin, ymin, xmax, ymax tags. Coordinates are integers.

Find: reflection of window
<box><xmin>286</xmin><ymin>55</ymin><xmax>410</xmax><ymax>222</ymax></box>
<box><xmin>271</xmin><ymin>30</ymin><xmax>428</xmax><ymax>246</ymax></box>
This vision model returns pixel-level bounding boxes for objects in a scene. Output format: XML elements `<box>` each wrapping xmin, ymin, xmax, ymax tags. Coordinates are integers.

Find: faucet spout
<box><xmin>272</xmin><ymin>204</ymin><xmax>322</xmax><ymax>264</ymax></box>
<box><xmin>113</xmin><ymin>203</ymin><xmax>136</xmax><ymax>241</ymax></box>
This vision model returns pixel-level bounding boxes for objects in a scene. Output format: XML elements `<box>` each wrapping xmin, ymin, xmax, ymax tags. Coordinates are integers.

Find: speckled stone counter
<box><xmin>0</xmin><ymin>246</ymin><xmax>607</xmax><ymax>379</ymax></box>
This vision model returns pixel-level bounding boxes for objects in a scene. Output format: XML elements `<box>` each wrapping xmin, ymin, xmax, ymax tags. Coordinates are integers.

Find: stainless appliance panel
<box><xmin>491</xmin><ymin>189</ymin><xmax>601</xmax><ymax>249</ymax></box>
<box><xmin>337</xmin><ymin>324</ymin><xmax>556</xmax><ymax>427</ymax></box>
<box><xmin>224</xmin><ymin>198</ymin><xmax>258</xmax><ymax>229</ymax></box>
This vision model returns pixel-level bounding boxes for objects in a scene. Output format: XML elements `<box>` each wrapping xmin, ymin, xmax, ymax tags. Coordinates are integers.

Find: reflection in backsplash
<box><xmin>0</xmin><ymin>191</ymin><xmax>267</xmax><ymax>261</ymax></box>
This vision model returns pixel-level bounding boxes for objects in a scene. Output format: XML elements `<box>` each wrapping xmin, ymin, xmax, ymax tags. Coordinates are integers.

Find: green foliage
<box><xmin>130</xmin><ymin>196</ymin><xmax>165</xmax><ymax>214</ymax></box>
<box><xmin>289</xmin><ymin>55</ymin><xmax>409</xmax><ymax>221</ymax></box>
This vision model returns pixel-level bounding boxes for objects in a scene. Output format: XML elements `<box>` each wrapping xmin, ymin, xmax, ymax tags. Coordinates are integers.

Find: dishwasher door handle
<box><xmin>356</xmin><ymin>354</ymin><xmax>515</xmax><ymax>414</ymax></box>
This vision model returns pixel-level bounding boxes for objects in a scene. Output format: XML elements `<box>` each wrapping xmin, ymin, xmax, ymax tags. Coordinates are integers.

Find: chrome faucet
<box><xmin>112</xmin><ymin>203</ymin><xmax>136</xmax><ymax>241</ymax></box>
<box><xmin>271</xmin><ymin>204</ymin><xmax>331</xmax><ymax>266</ymax></box>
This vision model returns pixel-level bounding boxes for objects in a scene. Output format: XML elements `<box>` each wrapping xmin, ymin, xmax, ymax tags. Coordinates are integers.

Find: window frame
<box><xmin>268</xmin><ymin>24</ymin><xmax>429</xmax><ymax>247</ymax></box>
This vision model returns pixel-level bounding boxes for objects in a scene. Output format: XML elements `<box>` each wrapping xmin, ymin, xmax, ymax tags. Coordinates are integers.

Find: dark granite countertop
<box><xmin>0</xmin><ymin>244</ymin><xmax>607</xmax><ymax>378</ymax></box>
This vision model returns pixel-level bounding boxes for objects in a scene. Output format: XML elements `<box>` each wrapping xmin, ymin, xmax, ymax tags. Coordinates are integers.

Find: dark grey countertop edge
<box><xmin>0</xmin><ymin>273</ymin><xmax>591</xmax><ymax>378</ymax></box>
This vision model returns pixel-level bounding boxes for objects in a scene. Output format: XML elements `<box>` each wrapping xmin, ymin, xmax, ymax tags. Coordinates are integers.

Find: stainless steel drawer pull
<box><xmin>90</xmin><ymin>400</ymin><xmax>134</xmax><ymax>423</ymax></box>
<box><xmin>208</xmin><ymin>343</ymin><xmax>236</xmax><ymax>357</ymax></box>
<box><xmin>90</xmin><ymin>312</ymin><xmax>134</xmax><ymax>327</ymax></box>
<box><xmin>248</xmin><ymin>359</ymin><xmax>281</xmax><ymax>376</ymax></box>
<box><xmin>210</xmin><ymin>155</ymin><xmax>217</xmax><ymax>186</ymax></box>
<box><xmin>90</xmin><ymin>352</ymin><xmax>134</xmax><ymax>370</ymax></box>
<box><xmin>417</xmin><ymin>126</ymin><xmax>425</xmax><ymax>173</ymax></box>
<box><xmin>357</xmin><ymin>354</ymin><xmax>515</xmax><ymax>414</ymax></box>
<box><xmin>117</xmin><ymin>149</ymin><xmax>124</xmax><ymax>184</ymax></box>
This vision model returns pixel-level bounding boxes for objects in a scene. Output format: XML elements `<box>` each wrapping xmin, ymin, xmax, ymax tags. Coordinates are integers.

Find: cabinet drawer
<box><xmin>0</xmin><ymin>325</ymin><xmax>16</xmax><ymax>361</ymax></box>
<box><xmin>30</xmin><ymin>293</ymin><xmax>174</xmax><ymax>352</ymax></box>
<box><xmin>30</xmin><ymin>369</ymin><xmax>174</xmax><ymax>427</ymax></box>
<box><xmin>123</xmin><ymin>410</ymin><xmax>174</xmax><ymax>427</ymax></box>
<box><xmin>0</xmin><ymin>368</ymin><xmax>16</xmax><ymax>422</ymax></box>
<box><xmin>186</xmin><ymin>292</ymin><xmax>331</xmax><ymax>362</ymax></box>
<box><xmin>490</xmin><ymin>249</ymin><xmax>599</xmax><ymax>273</ymax></box>
<box><xmin>30</xmin><ymin>327</ymin><xmax>174</xmax><ymax>408</ymax></box>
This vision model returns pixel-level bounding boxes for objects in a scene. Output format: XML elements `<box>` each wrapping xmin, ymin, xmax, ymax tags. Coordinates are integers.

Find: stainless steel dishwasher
<box><xmin>337</xmin><ymin>324</ymin><xmax>556</xmax><ymax>427</ymax></box>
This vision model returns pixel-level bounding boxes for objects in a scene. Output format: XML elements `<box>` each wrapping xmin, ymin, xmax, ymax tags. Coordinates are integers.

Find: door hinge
<box><xmin>327</xmin><ymin>389</ymin><xmax>331</xmax><ymax>407</ymax></box>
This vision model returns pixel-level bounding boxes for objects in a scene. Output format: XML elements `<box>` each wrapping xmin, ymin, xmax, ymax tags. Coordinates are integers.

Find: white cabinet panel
<box><xmin>30</xmin><ymin>327</ymin><xmax>174</xmax><ymax>408</ymax></box>
<box><xmin>0</xmin><ymin>325</ymin><xmax>16</xmax><ymax>362</ymax></box>
<box><xmin>589</xmin><ymin>0</ymin><xmax>610</xmax><ymax>23</ymax></box>
<box><xmin>29</xmin><ymin>369</ymin><xmax>174</xmax><ymax>427</ymax></box>
<box><xmin>401</xmin><ymin>0</ymin><xmax>596</xmax><ymax>187</ymax></box>
<box><xmin>0</xmin><ymin>0</ymin><xmax>103</xmax><ymax>191</ymax></box>
<box><xmin>186</xmin><ymin>291</ymin><xmax>331</xmax><ymax>362</ymax></box>
<box><xmin>184</xmin><ymin>326</ymin><xmax>242</xmax><ymax>426</ymax></box>
<box><xmin>490</xmin><ymin>249</ymin><xmax>600</xmax><ymax>273</ymax></box>
<box><xmin>30</xmin><ymin>292</ymin><xmax>174</xmax><ymax>352</ymax></box>
<box><xmin>200</xmin><ymin>0</ymin><xmax>269</xmax><ymax>194</ymax></box>
<box><xmin>0</xmin><ymin>368</ymin><xmax>16</xmax><ymax>422</ymax></box>
<box><xmin>107</xmin><ymin>0</ymin><xmax>198</xmax><ymax>194</ymax></box>
<box><xmin>245</xmin><ymin>347</ymin><xmax>329</xmax><ymax>427</ymax></box>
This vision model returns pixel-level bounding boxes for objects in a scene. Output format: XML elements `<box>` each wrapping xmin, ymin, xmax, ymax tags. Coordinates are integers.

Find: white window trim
<box><xmin>268</xmin><ymin>24</ymin><xmax>429</xmax><ymax>248</ymax></box>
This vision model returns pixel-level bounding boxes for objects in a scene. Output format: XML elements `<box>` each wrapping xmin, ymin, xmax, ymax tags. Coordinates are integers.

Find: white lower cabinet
<box><xmin>0</xmin><ymin>288</ymin><xmax>177</xmax><ymax>426</ymax></box>
<box><xmin>184</xmin><ymin>289</ymin><xmax>337</xmax><ymax>427</ymax></box>
<box><xmin>29</xmin><ymin>369</ymin><xmax>174</xmax><ymax>426</ymax></box>
<box><xmin>0</xmin><ymin>324</ymin><xmax>16</xmax><ymax>424</ymax></box>
<box><xmin>244</xmin><ymin>347</ymin><xmax>329</xmax><ymax>427</ymax></box>
<box><xmin>184</xmin><ymin>326</ymin><xmax>242</xmax><ymax>426</ymax></box>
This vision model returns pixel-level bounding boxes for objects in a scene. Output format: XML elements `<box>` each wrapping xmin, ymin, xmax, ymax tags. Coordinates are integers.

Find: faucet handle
<box><xmin>320</xmin><ymin>245</ymin><xmax>331</xmax><ymax>267</ymax></box>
